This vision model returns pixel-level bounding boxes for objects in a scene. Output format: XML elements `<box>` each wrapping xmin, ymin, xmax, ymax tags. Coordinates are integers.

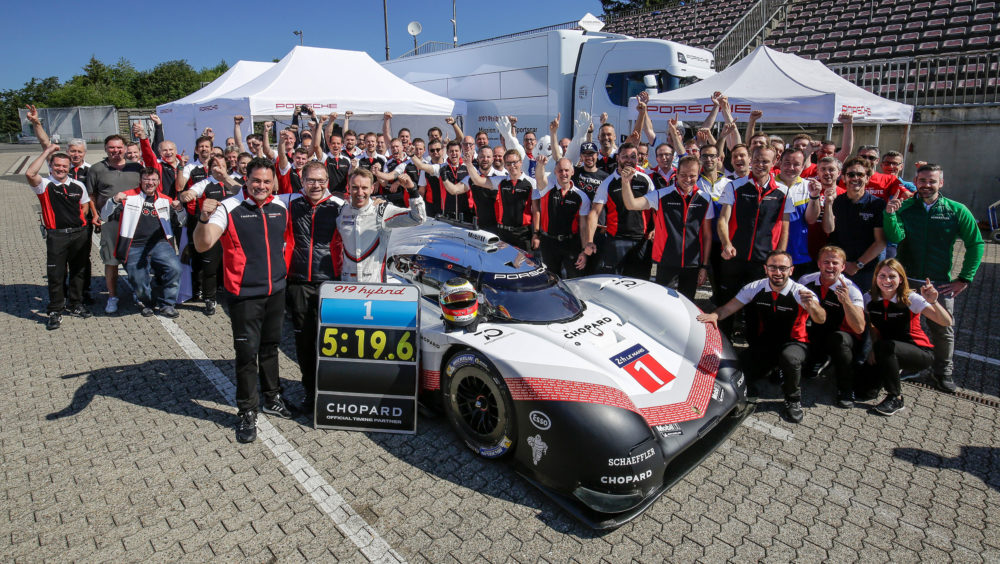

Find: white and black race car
<box><xmin>385</xmin><ymin>219</ymin><xmax>751</xmax><ymax>529</ymax></box>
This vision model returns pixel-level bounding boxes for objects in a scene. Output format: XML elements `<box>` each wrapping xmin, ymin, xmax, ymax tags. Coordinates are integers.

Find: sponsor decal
<box><xmin>478</xmin><ymin>437</ymin><xmax>512</xmax><ymax>458</ymax></box>
<box><xmin>527</xmin><ymin>434</ymin><xmax>548</xmax><ymax>465</ymax></box>
<box><xmin>736</xmin><ymin>373</ymin><xmax>745</xmax><ymax>388</ymax></box>
<box><xmin>492</xmin><ymin>267</ymin><xmax>545</xmax><ymax>280</ymax></box>
<box><xmin>712</xmin><ymin>383</ymin><xmax>725</xmax><ymax>402</ymax></box>
<box><xmin>840</xmin><ymin>104</ymin><xmax>872</xmax><ymax>117</ymax></box>
<box><xmin>420</xmin><ymin>335</ymin><xmax>440</xmax><ymax>349</ymax></box>
<box><xmin>472</xmin><ymin>327</ymin><xmax>509</xmax><ymax>344</ymax></box>
<box><xmin>563</xmin><ymin>316</ymin><xmax>614</xmax><ymax>339</ymax></box>
<box><xmin>198</xmin><ymin>104</ymin><xmax>218</xmax><ymax>111</ymax></box>
<box><xmin>446</xmin><ymin>353</ymin><xmax>488</xmax><ymax>376</ymax></box>
<box><xmin>601</xmin><ymin>469</ymin><xmax>653</xmax><ymax>485</ymax></box>
<box><xmin>325</xmin><ymin>402</ymin><xmax>404</xmax><ymax>417</ymax></box>
<box><xmin>608</xmin><ymin>447</ymin><xmax>655</xmax><ymax>467</ymax></box>
<box><xmin>647</xmin><ymin>103</ymin><xmax>756</xmax><ymax>115</ymax></box>
<box><xmin>327</xmin><ymin>284</ymin><xmax>407</xmax><ymax>298</ymax></box>
<box><xmin>654</xmin><ymin>423</ymin><xmax>683</xmax><ymax>437</ymax></box>
<box><xmin>528</xmin><ymin>410</ymin><xmax>551</xmax><ymax>431</ymax></box>
<box><xmin>275</xmin><ymin>103</ymin><xmax>338</xmax><ymax>110</ymax></box>
<box><xmin>610</xmin><ymin>278</ymin><xmax>642</xmax><ymax>290</ymax></box>
<box><xmin>577</xmin><ymin>85</ymin><xmax>589</xmax><ymax>99</ymax></box>
<box><xmin>610</xmin><ymin>345</ymin><xmax>676</xmax><ymax>393</ymax></box>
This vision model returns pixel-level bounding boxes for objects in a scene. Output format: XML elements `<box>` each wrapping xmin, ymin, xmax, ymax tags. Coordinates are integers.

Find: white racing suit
<box><xmin>337</xmin><ymin>195</ymin><xmax>426</xmax><ymax>282</ymax></box>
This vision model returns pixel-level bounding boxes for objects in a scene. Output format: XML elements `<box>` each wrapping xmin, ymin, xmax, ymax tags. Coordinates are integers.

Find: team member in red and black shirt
<box><xmin>177</xmin><ymin>135</ymin><xmax>214</xmax><ymax>194</ymax></box>
<box><xmin>716</xmin><ymin>146</ymin><xmax>790</xmax><ymax>333</ymax></box>
<box><xmin>463</xmin><ymin>149</ymin><xmax>536</xmax><ymax>250</ymax></box>
<box><xmin>25</xmin><ymin>144</ymin><xmax>93</xmax><ymax>329</ymax></box>
<box><xmin>532</xmin><ymin>155</ymin><xmax>591</xmax><ymax>277</ymax></box>
<box><xmin>179</xmin><ymin>157</ymin><xmax>242</xmax><ymax>315</ymax></box>
<box><xmin>797</xmin><ymin>246</ymin><xmax>867</xmax><ymax>408</ymax></box>
<box><xmin>595</xmin><ymin>122</ymin><xmax>618</xmax><ymax>174</ymax></box>
<box><xmin>698</xmin><ymin>251</ymin><xmax>826</xmax><ymax>423</ymax></box>
<box><xmin>618</xmin><ymin>155</ymin><xmax>713</xmax><ymax>300</ymax></box>
<box><xmin>585</xmin><ymin>143</ymin><xmax>654</xmax><ymax>279</ymax></box>
<box><xmin>194</xmin><ymin>158</ymin><xmax>296</xmax><ymax>444</ymax></box>
<box><xmin>864</xmin><ymin>258</ymin><xmax>952</xmax><ymax>416</ymax></box>
<box><xmin>371</xmin><ymin>138</ymin><xmax>419</xmax><ymax>208</ymax></box>
<box><xmin>413</xmin><ymin>140</ymin><xmax>475</xmax><ymax>223</ymax></box>
<box><xmin>439</xmin><ymin>146</ymin><xmax>504</xmax><ymax>232</ymax></box>
<box><xmin>278</xmin><ymin>161</ymin><xmax>343</xmax><ymax>416</ymax></box>
<box><xmin>316</xmin><ymin>127</ymin><xmax>351</xmax><ymax>196</ymax></box>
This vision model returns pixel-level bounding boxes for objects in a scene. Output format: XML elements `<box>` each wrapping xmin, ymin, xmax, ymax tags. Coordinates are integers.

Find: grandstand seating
<box><xmin>602</xmin><ymin>0</ymin><xmax>759</xmax><ymax>49</ymax></box>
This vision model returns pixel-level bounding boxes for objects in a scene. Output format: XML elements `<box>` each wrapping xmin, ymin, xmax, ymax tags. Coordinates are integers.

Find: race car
<box><xmin>385</xmin><ymin>219</ymin><xmax>751</xmax><ymax>529</ymax></box>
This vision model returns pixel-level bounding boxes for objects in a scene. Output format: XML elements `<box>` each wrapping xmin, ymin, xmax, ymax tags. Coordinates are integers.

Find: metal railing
<box><xmin>828</xmin><ymin>49</ymin><xmax>1000</xmax><ymax>108</ymax></box>
<box><xmin>396</xmin><ymin>41</ymin><xmax>459</xmax><ymax>59</ymax></box>
<box><xmin>711</xmin><ymin>0</ymin><xmax>792</xmax><ymax>69</ymax></box>
<box><xmin>396</xmin><ymin>19</ymin><xmax>584</xmax><ymax>59</ymax></box>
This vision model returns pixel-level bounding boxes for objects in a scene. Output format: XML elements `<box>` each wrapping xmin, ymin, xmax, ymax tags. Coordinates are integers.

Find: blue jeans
<box><xmin>125</xmin><ymin>239</ymin><xmax>181</xmax><ymax>308</ymax></box>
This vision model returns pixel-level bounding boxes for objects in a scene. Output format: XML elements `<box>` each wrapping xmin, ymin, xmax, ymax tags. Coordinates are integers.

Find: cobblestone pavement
<box><xmin>2</xmin><ymin>148</ymin><xmax>999</xmax><ymax>562</ymax></box>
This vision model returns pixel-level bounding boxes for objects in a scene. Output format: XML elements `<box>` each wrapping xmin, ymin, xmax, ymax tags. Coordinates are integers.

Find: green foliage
<box><xmin>1</xmin><ymin>56</ymin><xmax>230</xmax><ymax>134</ymax></box>
<box><xmin>602</xmin><ymin>0</ymin><xmax>676</xmax><ymax>16</ymax></box>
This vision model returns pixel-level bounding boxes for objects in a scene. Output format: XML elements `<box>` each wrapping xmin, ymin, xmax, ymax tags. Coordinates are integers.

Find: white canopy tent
<box><xmin>633</xmin><ymin>46</ymin><xmax>914</xmax><ymax>125</ymax></box>
<box><xmin>157</xmin><ymin>60</ymin><xmax>274</xmax><ymax>156</ymax></box>
<box><xmin>194</xmin><ymin>46</ymin><xmax>465</xmax><ymax>145</ymax></box>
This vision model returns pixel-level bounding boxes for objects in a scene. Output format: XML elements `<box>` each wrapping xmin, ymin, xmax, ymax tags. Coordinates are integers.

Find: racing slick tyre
<box><xmin>442</xmin><ymin>351</ymin><xmax>516</xmax><ymax>459</ymax></box>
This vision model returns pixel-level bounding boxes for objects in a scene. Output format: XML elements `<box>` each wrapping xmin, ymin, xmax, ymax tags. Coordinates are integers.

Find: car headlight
<box><xmin>573</xmin><ymin>485</ymin><xmax>647</xmax><ymax>513</ymax></box>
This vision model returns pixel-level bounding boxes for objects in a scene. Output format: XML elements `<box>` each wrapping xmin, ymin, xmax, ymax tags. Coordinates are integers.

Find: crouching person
<box><xmin>101</xmin><ymin>167</ymin><xmax>183</xmax><ymax>318</ymax></box>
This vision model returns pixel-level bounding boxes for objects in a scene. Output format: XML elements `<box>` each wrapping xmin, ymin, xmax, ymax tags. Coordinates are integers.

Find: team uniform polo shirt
<box><xmin>187</xmin><ymin>177</ymin><xmax>241</xmax><ymax>215</ymax></box>
<box><xmin>776</xmin><ymin>176</ymin><xmax>812</xmax><ymax>265</ymax></box>
<box><xmin>68</xmin><ymin>162</ymin><xmax>91</xmax><ymax>182</ymax></box>
<box><xmin>697</xmin><ymin>174</ymin><xmax>731</xmax><ymax>243</ymax></box>
<box><xmin>181</xmin><ymin>161</ymin><xmax>209</xmax><ymax>189</ymax></box>
<box><xmin>593</xmin><ymin>170</ymin><xmax>654</xmax><ymax>239</ymax></box>
<box><xmin>379</xmin><ymin>157</ymin><xmax>420</xmax><ymax>207</ymax></box>
<box><xmin>476</xmin><ymin>173</ymin><xmax>536</xmax><ymax>228</ymax></box>
<box><xmin>425</xmin><ymin>161</ymin><xmax>475</xmax><ymax>221</ymax></box>
<box><xmin>275</xmin><ymin>162</ymin><xmax>303</xmax><ymax>195</ymax></box>
<box><xmin>736</xmin><ymin>278</ymin><xmax>817</xmax><ymax>343</ymax></box>
<box><xmin>572</xmin><ymin>166</ymin><xmax>609</xmax><ymax>201</ymax></box>
<box><xmin>206</xmin><ymin>190</ymin><xmax>290</xmax><ymax>298</ymax></box>
<box><xmin>829</xmin><ymin>191</ymin><xmax>885</xmax><ymax>262</ymax></box>
<box><xmin>30</xmin><ymin>175</ymin><xmax>90</xmax><ymax>229</ymax></box>
<box><xmin>864</xmin><ymin>291</ymin><xmax>933</xmax><ymax>348</ymax></box>
<box><xmin>323</xmin><ymin>152</ymin><xmax>351</xmax><ymax>194</ymax></box>
<box><xmin>534</xmin><ymin>182</ymin><xmax>590</xmax><ymax>237</ymax></box>
<box><xmin>460</xmin><ymin>168</ymin><xmax>506</xmax><ymax>230</ymax></box>
<box><xmin>356</xmin><ymin>151</ymin><xmax>387</xmax><ymax>174</ymax></box>
<box><xmin>649</xmin><ymin>166</ymin><xmax>676</xmax><ymax>190</ymax></box>
<box><xmin>644</xmin><ymin>184</ymin><xmax>714</xmax><ymax>268</ymax></box>
<box><xmin>718</xmin><ymin>175</ymin><xmax>788</xmax><ymax>262</ymax></box>
<box><xmin>798</xmin><ymin>273</ymin><xmax>864</xmax><ymax>338</ymax></box>
<box><xmin>595</xmin><ymin>152</ymin><xmax>618</xmax><ymax>174</ymax></box>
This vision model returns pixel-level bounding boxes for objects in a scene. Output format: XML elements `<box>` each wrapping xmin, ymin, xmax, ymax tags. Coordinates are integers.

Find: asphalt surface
<box><xmin>2</xmin><ymin>146</ymin><xmax>999</xmax><ymax>562</ymax></box>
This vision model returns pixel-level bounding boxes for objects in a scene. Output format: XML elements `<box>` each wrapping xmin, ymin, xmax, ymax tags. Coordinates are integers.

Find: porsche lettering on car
<box><xmin>382</xmin><ymin>219</ymin><xmax>752</xmax><ymax>528</ymax></box>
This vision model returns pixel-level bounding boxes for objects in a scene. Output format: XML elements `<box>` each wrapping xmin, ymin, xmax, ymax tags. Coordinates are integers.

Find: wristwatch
<box><xmin>855</xmin><ymin>261</ymin><xmax>866</xmax><ymax>270</ymax></box>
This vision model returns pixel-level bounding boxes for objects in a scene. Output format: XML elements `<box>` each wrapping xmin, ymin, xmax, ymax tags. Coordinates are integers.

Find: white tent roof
<box><xmin>636</xmin><ymin>46</ymin><xmax>913</xmax><ymax>124</ymax></box>
<box><xmin>205</xmin><ymin>45</ymin><xmax>464</xmax><ymax>120</ymax></box>
<box><xmin>157</xmin><ymin>60</ymin><xmax>274</xmax><ymax>155</ymax></box>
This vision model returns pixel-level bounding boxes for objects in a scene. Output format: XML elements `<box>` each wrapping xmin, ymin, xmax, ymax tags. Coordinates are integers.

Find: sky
<box><xmin>0</xmin><ymin>0</ymin><xmax>605</xmax><ymax>92</ymax></box>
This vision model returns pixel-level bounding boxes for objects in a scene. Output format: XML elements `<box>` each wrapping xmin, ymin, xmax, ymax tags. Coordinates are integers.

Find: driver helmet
<box><xmin>439</xmin><ymin>277</ymin><xmax>478</xmax><ymax>327</ymax></box>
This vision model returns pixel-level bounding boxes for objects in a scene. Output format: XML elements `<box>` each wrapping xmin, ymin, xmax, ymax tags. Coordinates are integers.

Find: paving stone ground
<box><xmin>2</xmin><ymin>147</ymin><xmax>998</xmax><ymax>562</ymax></box>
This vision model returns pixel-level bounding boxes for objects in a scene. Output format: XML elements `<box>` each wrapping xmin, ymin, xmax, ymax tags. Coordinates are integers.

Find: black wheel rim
<box><xmin>454</xmin><ymin>373</ymin><xmax>499</xmax><ymax>436</ymax></box>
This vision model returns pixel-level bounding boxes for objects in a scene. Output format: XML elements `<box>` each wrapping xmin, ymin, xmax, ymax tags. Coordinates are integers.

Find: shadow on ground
<box><xmin>894</xmin><ymin>446</ymin><xmax>1000</xmax><ymax>492</ymax></box>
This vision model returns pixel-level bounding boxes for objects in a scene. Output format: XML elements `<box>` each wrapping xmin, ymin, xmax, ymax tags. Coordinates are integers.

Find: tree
<box><xmin>0</xmin><ymin>77</ymin><xmax>60</xmax><ymax>134</ymax></box>
<box><xmin>134</xmin><ymin>60</ymin><xmax>201</xmax><ymax>107</ymax></box>
<box><xmin>197</xmin><ymin>60</ymin><xmax>229</xmax><ymax>85</ymax></box>
<box><xmin>602</xmin><ymin>0</ymin><xmax>675</xmax><ymax>16</ymax></box>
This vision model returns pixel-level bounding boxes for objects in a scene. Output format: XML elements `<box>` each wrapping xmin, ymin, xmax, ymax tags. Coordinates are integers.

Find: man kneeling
<box><xmin>101</xmin><ymin>167</ymin><xmax>183</xmax><ymax>317</ymax></box>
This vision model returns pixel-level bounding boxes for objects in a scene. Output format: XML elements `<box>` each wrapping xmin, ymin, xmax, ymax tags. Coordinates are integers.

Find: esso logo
<box><xmin>529</xmin><ymin>410</ymin><xmax>551</xmax><ymax>431</ymax></box>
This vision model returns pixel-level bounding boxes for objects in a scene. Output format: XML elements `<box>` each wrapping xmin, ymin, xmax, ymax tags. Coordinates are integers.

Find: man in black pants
<box><xmin>532</xmin><ymin>155</ymin><xmax>591</xmax><ymax>277</ymax></box>
<box><xmin>25</xmin><ymin>144</ymin><xmax>93</xmax><ymax>329</ymax></box>
<box><xmin>194</xmin><ymin>158</ymin><xmax>295</xmax><ymax>444</ymax></box>
<box><xmin>279</xmin><ymin>161</ymin><xmax>343</xmax><ymax>416</ymax></box>
<box><xmin>797</xmin><ymin>246</ymin><xmax>867</xmax><ymax>407</ymax></box>
<box><xmin>697</xmin><ymin>251</ymin><xmax>826</xmax><ymax>423</ymax></box>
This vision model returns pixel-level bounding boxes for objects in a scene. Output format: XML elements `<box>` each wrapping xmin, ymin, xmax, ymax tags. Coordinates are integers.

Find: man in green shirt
<box><xmin>883</xmin><ymin>164</ymin><xmax>984</xmax><ymax>393</ymax></box>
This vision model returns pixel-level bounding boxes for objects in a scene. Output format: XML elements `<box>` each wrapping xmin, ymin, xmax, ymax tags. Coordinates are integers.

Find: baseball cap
<box><xmin>580</xmin><ymin>142</ymin><xmax>598</xmax><ymax>153</ymax></box>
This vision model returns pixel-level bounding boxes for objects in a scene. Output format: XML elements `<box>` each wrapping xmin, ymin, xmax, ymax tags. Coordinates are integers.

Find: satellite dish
<box><xmin>407</xmin><ymin>21</ymin><xmax>422</xmax><ymax>37</ymax></box>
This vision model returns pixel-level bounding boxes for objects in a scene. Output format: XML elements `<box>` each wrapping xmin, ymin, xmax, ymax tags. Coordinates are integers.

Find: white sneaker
<box><xmin>104</xmin><ymin>296</ymin><xmax>119</xmax><ymax>314</ymax></box>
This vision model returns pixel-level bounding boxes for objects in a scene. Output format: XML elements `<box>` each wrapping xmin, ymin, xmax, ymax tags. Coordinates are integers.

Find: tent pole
<box><xmin>875</xmin><ymin>123</ymin><xmax>881</xmax><ymax>147</ymax></box>
<box><xmin>826</xmin><ymin>122</ymin><xmax>833</xmax><ymax>141</ymax></box>
<box><xmin>901</xmin><ymin>123</ymin><xmax>911</xmax><ymax>171</ymax></box>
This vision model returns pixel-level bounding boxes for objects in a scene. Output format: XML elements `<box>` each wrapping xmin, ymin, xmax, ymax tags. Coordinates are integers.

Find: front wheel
<box><xmin>442</xmin><ymin>351</ymin><xmax>516</xmax><ymax>459</ymax></box>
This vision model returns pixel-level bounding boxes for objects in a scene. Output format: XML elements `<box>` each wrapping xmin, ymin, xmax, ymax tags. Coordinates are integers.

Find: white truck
<box><xmin>381</xmin><ymin>19</ymin><xmax>715</xmax><ymax>145</ymax></box>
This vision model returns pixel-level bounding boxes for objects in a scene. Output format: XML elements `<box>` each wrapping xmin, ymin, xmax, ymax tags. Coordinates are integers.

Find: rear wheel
<box><xmin>442</xmin><ymin>351</ymin><xmax>516</xmax><ymax>459</ymax></box>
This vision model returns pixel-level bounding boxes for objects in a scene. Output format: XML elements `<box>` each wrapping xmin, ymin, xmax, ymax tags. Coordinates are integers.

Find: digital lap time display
<box><xmin>319</xmin><ymin>326</ymin><xmax>416</xmax><ymax>362</ymax></box>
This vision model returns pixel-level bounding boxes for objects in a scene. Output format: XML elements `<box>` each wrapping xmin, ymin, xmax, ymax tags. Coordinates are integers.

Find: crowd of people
<box><xmin>22</xmin><ymin>92</ymin><xmax>985</xmax><ymax>440</ymax></box>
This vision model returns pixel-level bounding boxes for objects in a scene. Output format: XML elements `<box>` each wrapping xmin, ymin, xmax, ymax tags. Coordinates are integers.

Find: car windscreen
<box><xmin>479</xmin><ymin>268</ymin><xmax>584</xmax><ymax>323</ymax></box>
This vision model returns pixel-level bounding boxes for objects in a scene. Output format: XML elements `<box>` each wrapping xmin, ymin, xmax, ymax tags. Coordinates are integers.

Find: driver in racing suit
<box><xmin>337</xmin><ymin>168</ymin><xmax>426</xmax><ymax>282</ymax></box>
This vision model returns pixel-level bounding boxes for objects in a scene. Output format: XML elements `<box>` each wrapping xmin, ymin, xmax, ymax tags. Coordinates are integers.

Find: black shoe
<box><xmin>236</xmin><ymin>410</ymin><xmax>257</xmax><ymax>443</ymax></box>
<box><xmin>933</xmin><ymin>374</ymin><xmax>957</xmax><ymax>394</ymax></box>
<box><xmin>140</xmin><ymin>306</ymin><xmax>155</xmax><ymax>317</ymax></box>
<box><xmin>65</xmin><ymin>305</ymin><xmax>93</xmax><ymax>319</ymax></box>
<box><xmin>46</xmin><ymin>312</ymin><xmax>62</xmax><ymax>330</ymax></box>
<box><xmin>855</xmin><ymin>388</ymin><xmax>880</xmax><ymax>402</ymax></box>
<box><xmin>203</xmin><ymin>299</ymin><xmax>216</xmax><ymax>316</ymax></box>
<box><xmin>783</xmin><ymin>399</ymin><xmax>804</xmax><ymax>423</ymax></box>
<box><xmin>873</xmin><ymin>395</ymin><xmax>905</xmax><ymax>416</ymax></box>
<box><xmin>262</xmin><ymin>395</ymin><xmax>295</xmax><ymax>419</ymax></box>
<box><xmin>805</xmin><ymin>357</ymin><xmax>830</xmax><ymax>379</ymax></box>
<box><xmin>157</xmin><ymin>305</ymin><xmax>179</xmax><ymax>319</ymax></box>
<box><xmin>193</xmin><ymin>290</ymin><xmax>203</xmax><ymax>302</ymax></box>
<box><xmin>836</xmin><ymin>391</ymin><xmax>855</xmax><ymax>409</ymax></box>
